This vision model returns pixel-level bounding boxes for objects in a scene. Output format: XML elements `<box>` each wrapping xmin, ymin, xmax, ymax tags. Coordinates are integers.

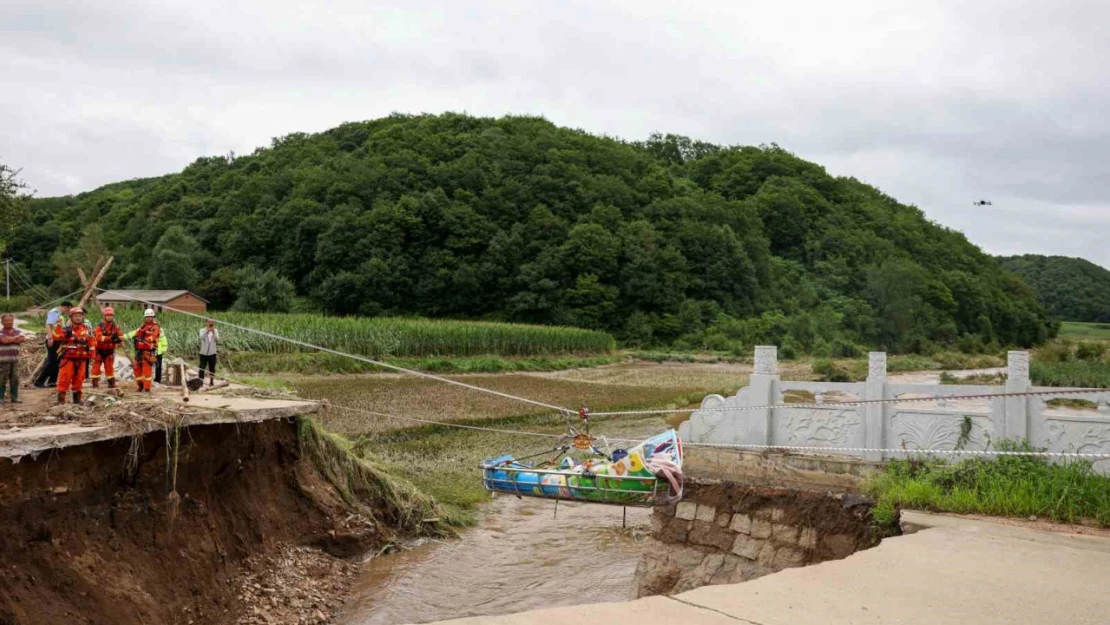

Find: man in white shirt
<box><xmin>198</xmin><ymin>319</ymin><xmax>219</xmax><ymax>386</ymax></box>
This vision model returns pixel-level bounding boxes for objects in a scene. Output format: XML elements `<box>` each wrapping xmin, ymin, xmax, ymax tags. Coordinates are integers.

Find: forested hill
<box><xmin>12</xmin><ymin>113</ymin><xmax>1052</xmax><ymax>352</ymax></box>
<box><xmin>998</xmin><ymin>255</ymin><xmax>1110</xmax><ymax>323</ymax></box>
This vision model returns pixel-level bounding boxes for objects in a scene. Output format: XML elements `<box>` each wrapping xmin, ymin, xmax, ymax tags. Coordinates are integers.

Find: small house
<box><xmin>98</xmin><ymin>290</ymin><xmax>209</xmax><ymax>314</ymax></box>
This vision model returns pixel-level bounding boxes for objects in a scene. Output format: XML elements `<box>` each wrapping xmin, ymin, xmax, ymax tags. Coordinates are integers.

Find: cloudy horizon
<box><xmin>4</xmin><ymin>0</ymin><xmax>1107</xmax><ymax>267</ymax></box>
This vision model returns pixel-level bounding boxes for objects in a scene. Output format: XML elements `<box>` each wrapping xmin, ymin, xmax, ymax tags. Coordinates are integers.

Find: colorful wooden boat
<box><xmin>480</xmin><ymin>429</ymin><xmax>683</xmax><ymax>506</ymax></box>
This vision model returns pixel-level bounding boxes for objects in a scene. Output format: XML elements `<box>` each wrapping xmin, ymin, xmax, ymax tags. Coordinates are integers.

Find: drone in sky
<box><xmin>972</xmin><ymin>200</ymin><xmax>993</xmax><ymax>206</ymax></box>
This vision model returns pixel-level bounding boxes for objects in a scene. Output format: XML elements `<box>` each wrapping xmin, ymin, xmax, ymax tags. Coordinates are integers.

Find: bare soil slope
<box><xmin>0</xmin><ymin>418</ymin><xmax>397</xmax><ymax>625</ymax></box>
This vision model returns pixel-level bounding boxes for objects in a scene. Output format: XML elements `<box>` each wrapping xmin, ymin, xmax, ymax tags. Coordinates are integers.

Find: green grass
<box><xmin>867</xmin><ymin>442</ymin><xmax>1110</xmax><ymax>527</ymax></box>
<box><xmin>107</xmin><ymin>309</ymin><xmax>615</xmax><ymax>359</ymax></box>
<box><xmin>1031</xmin><ymin>361</ymin><xmax>1110</xmax><ymax>388</ymax></box>
<box><xmin>1059</xmin><ymin>321</ymin><xmax>1110</xmax><ymax>341</ymax></box>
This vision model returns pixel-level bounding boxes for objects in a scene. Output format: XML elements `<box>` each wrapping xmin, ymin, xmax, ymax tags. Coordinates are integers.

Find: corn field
<box><xmin>107</xmin><ymin>310</ymin><xmax>615</xmax><ymax>358</ymax></box>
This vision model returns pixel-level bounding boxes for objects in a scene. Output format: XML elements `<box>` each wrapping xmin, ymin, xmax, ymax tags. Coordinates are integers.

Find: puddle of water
<box><xmin>337</xmin><ymin>496</ymin><xmax>650</xmax><ymax>625</ymax></box>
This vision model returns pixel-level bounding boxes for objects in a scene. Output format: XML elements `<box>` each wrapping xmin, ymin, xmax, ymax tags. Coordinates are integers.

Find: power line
<box><xmin>6</xmin><ymin>270</ymin><xmax>48</xmax><ymax>305</ymax></box>
<box><xmin>8</xmin><ymin>262</ymin><xmax>52</xmax><ymax>304</ymax></box>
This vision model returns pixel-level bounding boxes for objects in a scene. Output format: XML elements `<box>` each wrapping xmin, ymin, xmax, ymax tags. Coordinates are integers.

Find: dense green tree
<box><xmin>196</xmin><ymin>267</ymin><xmax>237</xmax><ymax>310</ymax></box>
<box><xmin>9</xmin><ymin>113</ymin><xmax>1055</xmax><ymax>352</ymax></box>
<box><xmin>51</xmin><ymin>224</ymin><xmax>109</xmax><ymax>294</ymax></box>
<box><xmin>148</xmin><ymin>225</ymin><xmax>198</xmax><ymax>289</ymax></box>
<box><xmin>999</xmin><ymin>255</ymin><xmax>1110</xmax><ymax>323</ymax></box>
<box><xmin>233</xmin><ymin>266</ymin><xmax>295</xmax><ymax>313</ymax></box>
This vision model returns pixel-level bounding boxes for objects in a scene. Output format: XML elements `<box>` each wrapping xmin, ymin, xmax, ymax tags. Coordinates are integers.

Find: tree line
<box><xmin>998</xmin><ymin>255</ymin><xmax>1110</xmax><ymax>323</ymax></box>
<box><xmin>7</xmin><ymin>113</ymin><xmax>1055</xmax><ymax>353</ymax></box>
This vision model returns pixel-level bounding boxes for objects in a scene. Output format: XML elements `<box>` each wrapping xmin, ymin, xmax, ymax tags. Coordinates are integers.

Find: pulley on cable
<box><xmin>480</xmin><ymin>406</ymin><xmax>685</xmax><ymax>507</ymax></box>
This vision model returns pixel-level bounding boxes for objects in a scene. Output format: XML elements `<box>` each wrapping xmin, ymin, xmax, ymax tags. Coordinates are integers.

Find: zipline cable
<box><xmin>95</xmin><ymin>288</ymin><xmax>576</xmax><ymax>415</ymax></box>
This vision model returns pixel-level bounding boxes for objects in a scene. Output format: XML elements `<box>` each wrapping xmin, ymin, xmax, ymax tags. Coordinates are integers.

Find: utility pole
<box><xmin>4</xmin><ymin>258</ymin><xmax>8</xmax><ymax>301</ymax></box>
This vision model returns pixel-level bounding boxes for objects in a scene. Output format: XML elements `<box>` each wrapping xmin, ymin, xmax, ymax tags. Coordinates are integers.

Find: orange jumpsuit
<box><xmin>52</xmin><ymin>321</ymin><xmax>96</xmax><ymax>399</ymax></box>
<box><xmin>132</xmin><ymin>321</ymin><xmax>161</xmax><ymax>392</ymax></box>
<box><xmin>92</xmin><ymin>320</ymin><xmax>125</xmax><ymax>388</ymax></box>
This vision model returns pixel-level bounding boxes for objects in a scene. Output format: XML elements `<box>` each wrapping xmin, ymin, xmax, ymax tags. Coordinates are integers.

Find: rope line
<box><xmin>95</xmin><ymin>287</ymin><xmax>575</xmax><ymax>415</ymax></box>
<box><xmin>183</xmin><ymin>368</ymin><xmax>568</xmax><ymax>441</ymax></box>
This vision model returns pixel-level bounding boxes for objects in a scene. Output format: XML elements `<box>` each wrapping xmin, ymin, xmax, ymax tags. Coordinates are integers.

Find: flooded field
<box><xmin>337</xmin><ymin>497</ymin><xmax>650</xmax><ymax>625</ymax></box>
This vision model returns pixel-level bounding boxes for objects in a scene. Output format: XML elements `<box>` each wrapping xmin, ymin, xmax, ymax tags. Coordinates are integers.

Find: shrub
<box><xmin>1076</xmin><ymin>341</ymin><xmax>1108</xmax><ymax>362</ymax></box>
<box><xmin>233</xmin><ymin>266</ymin><xmax>296</xmax><ymax>313</ymax></box>
<box><xmin>0</xmin><ymin>295</ymin><xmax>37</xmax><ymax>313</ymax></box>
<box><xmin>813</xmin><ymin>358</ymin><xmax>854</xmax><ymax>382</ymax></box>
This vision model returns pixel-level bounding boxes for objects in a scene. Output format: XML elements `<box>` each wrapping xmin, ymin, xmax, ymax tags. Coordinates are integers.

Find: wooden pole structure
<box><xmin>31</xmin><ymin>256</ymin><xmax>114</xmax><ymax>384</ymax></box>
<box><xmin>77</xmin><ymin>257</ymin><xmax>112</xmax><ymax>310</ymax></box>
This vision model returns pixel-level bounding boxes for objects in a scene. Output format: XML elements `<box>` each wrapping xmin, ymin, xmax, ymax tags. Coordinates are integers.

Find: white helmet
<box><xmin>144</xmin><ymin>308</ymin><xmax>156</xmax><ymax>317</ymax></box>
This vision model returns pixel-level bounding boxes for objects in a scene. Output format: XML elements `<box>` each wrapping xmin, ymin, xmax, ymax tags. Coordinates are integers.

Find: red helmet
<box><xmin>69</xmin><ymin>307</ymin><xmax>85</xmax><ymax>316</ymax></box>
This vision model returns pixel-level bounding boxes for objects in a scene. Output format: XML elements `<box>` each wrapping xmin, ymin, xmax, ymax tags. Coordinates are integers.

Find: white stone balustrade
<box><xmin>679</xmin><ymin>347</ymin><xmax>1110</xmax><ymax>473</ymax></box>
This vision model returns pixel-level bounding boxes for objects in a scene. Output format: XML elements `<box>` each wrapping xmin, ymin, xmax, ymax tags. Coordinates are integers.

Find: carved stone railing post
<box><xmin>744</xmin><ymin>346</ymin><xmax>779</xmax><ymax>446</ymax></box>
<box><xmin>863</xmin><ymin>352</ymin><xmax>887</xmax><ymax>462</ymax></box>
<box><xmin>1004</xmin><ymin>351</ymin><xmax>1031</xmax><ymax>441</ymax></box>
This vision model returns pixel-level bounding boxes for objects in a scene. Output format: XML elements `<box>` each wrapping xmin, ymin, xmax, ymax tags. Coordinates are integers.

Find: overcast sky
<box><xmin>3</xmin><ymin>0</ymin><xmax>1107</xmax><ymax>267</ymax></box>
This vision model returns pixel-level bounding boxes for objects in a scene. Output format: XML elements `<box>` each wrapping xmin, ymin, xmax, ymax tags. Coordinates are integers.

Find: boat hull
<box><xmin>480</xmin><ymin>430</ymin><xmax>682</xmax><ymax>506</ymax></box>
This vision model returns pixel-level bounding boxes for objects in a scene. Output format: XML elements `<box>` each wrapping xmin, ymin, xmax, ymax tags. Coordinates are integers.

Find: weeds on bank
<box><xmin>866</xmin><ymin>440</ymin><xmax>1110</xmax><ymax>527</ymax></box>
<box><xmin>1030</xmin><ymin>339</ymin><xmax>1110</xmax><ymax>387</ymax></box>
<box><xmin>813</xmin><ymin>352</ymin><xmax>1007</xmax><ymax>383</ymax></box>
<box><xmin>296</xmin><ymin>417</ymin><xmax>464</xmax><ymax>533</ymax></box>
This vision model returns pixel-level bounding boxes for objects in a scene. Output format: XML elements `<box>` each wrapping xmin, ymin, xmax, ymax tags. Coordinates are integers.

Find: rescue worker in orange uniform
<box><xmin>91</xmin><ymin>307</ymin><xmax>125</xmax><ymax>390</ymax></box>
<box><xmin>132</xmin><ymin>308</ymin><xmax>161</xmax><ymax>392</ymax></box>
<box><xmin>52</xmin><ymin>306</ymin><xmax>96</xmax><ymax>405</ymax></box>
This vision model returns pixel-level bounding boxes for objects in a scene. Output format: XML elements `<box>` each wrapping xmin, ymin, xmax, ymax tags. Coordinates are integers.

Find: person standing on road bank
<box><xmin>198</xmin><ymin>319</ymin><xmax>219</xmax><ymax>386</ymax></box>
<box><xmin>127</xmin><ymin>309</ymin><xmax>160</xmax><ymax>392</ymax></box>
<box><xmin>0</xmin><ymin>314</ymin><xmax>27</xmax><ymax>404</ymax></box>
<box><xmin>52</xmin><ymin>307</ymin><xmax>95</xmax><ymax>405</ymax></box>
<box><xmin>34</xmin><ymin>300</ymin><xmax>71</xmax><ymax>388</ymax></box>
<box><xmin>91</xmin><ymin>307</ymin><xmax>125</xmax><ymax>390</ymax></box>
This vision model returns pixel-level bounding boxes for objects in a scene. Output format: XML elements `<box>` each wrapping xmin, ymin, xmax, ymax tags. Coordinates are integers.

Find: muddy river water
<box><xmin>337</xmin><ymin>496</ymin><xmax>651</xmax><ymax>625</ymax></box>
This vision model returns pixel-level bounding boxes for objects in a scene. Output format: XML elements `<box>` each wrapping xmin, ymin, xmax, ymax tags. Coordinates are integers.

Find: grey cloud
<box><xmin>2</xmin><ymin>0</ymin><xmax>1108</xmax><ymax>269</ymax></box>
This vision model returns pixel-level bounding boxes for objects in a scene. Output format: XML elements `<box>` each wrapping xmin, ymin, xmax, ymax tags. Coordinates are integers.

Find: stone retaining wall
<box><xmin>635</xmin><ymin>478</ymin><xmax>881</xmax><ymax>596</ymax></box>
